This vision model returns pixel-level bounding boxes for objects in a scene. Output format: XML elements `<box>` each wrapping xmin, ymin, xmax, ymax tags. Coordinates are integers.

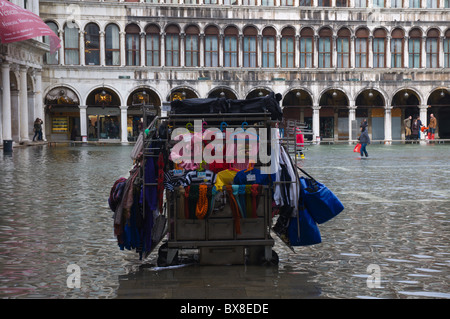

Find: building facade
<box><xmin>1</xmin><ymin>0</ymin><xmax>48</xmax><ymax>146</ymax></box>
<box><xmin>18</xmin><ymin>0</ymin><xmax>450</xmax><ymax>143</ymax></box>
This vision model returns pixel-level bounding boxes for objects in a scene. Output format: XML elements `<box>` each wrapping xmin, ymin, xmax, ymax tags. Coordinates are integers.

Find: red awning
<box><xmin>0</xmin><ymin>0</ymin><xmax>60</xmax><ymax>53</ymax></box>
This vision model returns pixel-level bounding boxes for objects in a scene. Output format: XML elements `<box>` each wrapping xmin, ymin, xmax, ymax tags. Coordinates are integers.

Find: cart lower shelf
<box><xmin>158</xmin><ymin>238</ymin><xmax>278</xmax><ymax>267</ymax></box>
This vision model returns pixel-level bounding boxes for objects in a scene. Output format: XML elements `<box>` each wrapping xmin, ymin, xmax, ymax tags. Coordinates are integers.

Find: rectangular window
<box><xmin>204</xmin><ymin>0</ymin><xmax>217</xmax><ymax>3</ymax></box>
<box><xmin>261</xmin><ymin>0</ymin><xmax>274</xmax><ymax>5</ymax></box>
<box><xmin>106</xmin><ymin>26</ymin><xmax>120</xmax><ymax>66</ymax></box>
<box><xmin>445</xmin><ymin>0</ymin><xmax>450</xmax><ymax>8</ymax></box>
<box><xmin>281</xmin><ymin>36</ymin><xmax>294</xmax><ymax>68</ymax></box>
<box><xmin>242</xmin><ymin>0</ymin><xmax>256</xmax><ymax>4</ymax></box>
<box><xmin>409</xmin><ymin>0</ymin><xmax>421</xmax><ymax>8</ymax></box>
<box><xmin>64</xmin><ymin>27</ymin><xmax>79</xmax><ymax>65</ymax></box>
<box><xmin>317</xmin><ymin>0</ymin><xmax>331</xmax><ymax>6</ymax></box>
<box><xmin>336</xmin><ymin>0</ymin><xmax>348</xmax><ymax>6</ymax></box>
<box><xmin>444</xmin><ymin>38</ymin><xmax>450</xmax><ymax>68</ymax></box>
<box><xmin>337</xmin><ymin>37</ymin><xmax>349</xmax><ymax>68</ymax></box>
<box><xmin>408</xmin><ymin>38</ymin><xmax>421</xmax><ymax>68</ymax></box>
<box><xmin>391</xmin><ymin>38</ymin><xmax>403</xmax><ymax>68</ymax></box>
<box><xmin>300</xmin><ymin>37</ymin><xmax>313</xmax><ymax>68</ymax></box>
<box><xmin>373</xmin><ymin>0</ymin><xmax>385</xmax><ymax>7</ymax></box>
<box><xmin>280</xmin><ymin>0</ymin><xmax>294</xmax><ymax>5</ymax></box>
<box><xmin>355</xmin><ymin>38</ymin><xmax>367</xmax><ymax>68</ymax></box>
<box><xmin>391</xmin><ymin>0</ymin><xmax>402</xmax><ymax>7</ymax></box>
<box><xmin>224</xmin><ymin>36</ymin><xmax>238</xmax><ymax>67</ymax></box>
<box><xmin>262</xmin><ymin>36</ymin><xmax>275</xmax><ymax>68</ymax></box>
<box><xmin>126</xmin><ymin>34</ymin><xmax>140</xmax><ymax>66</ymax></box>
<box><xmin>185</xmin><ymin>35</ymin><xmax>199</xmax><ymax>67</ymax></box>
<box><xmin>299</xmin><ymin>0</ymin><xmax>312</xmax><ymax>5</ymax></box>
<box><xmin>165</xmin><ymin>34</ymin><xmax>179</xmax><ymax>67</ymax></box>
<box><xmin>408</xmin><ymin>39</ymin><xmax>421</xmax><ymax>68</ymax></box>
<box><xmin>427</xmin><ymin>0</ymin><xmax>438</xmax><ymax>7</ymax></box>
<box><xmin>318</xmin><ymin>37</ymin><xmax>331</xmax><ymax>68</ymax></box>
<box><xmin>223</xmin><ymin>0</ymin><xmax>238</xmax><ymax>4</ymax></box>
<box><xmin>146</xmin><ymin>34</ymin><xmax>160</xmax><ymax>66</ymax></box>
<box><xmin>243</xmin><ymin>36</ymin><xmax>257</xmax><ymax>67</ymax></box>
<box><xmin>354</xmin><ymin>0</ymin><xmax>367</xmax><ymax>6</ymax></box>
<box><xmin>426</xmin><ymin>38</ymin><xmax>438</xmax><ymax>68</ymax></box>
<box><xmin>205</xmin><ymin>35</ymin><xmax>219</xmax><ymax>67</ymax></box>
<box><xmin>373</xmin><ymin>38</ymin><xmax>385</xmax><ymax>68</ymax></box>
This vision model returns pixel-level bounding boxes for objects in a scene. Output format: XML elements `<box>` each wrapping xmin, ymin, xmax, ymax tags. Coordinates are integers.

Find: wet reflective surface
<box><xmin>1</xmin><ymin>143</ymin><xmax>449</xmax><ymax>299</ymax></box>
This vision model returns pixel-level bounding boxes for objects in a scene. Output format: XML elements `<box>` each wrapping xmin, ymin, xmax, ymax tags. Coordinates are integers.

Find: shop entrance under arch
<box><xmin>86</xmin><ymin>88</ymin><xmax>121</xmax><ymax>141</ymax></box>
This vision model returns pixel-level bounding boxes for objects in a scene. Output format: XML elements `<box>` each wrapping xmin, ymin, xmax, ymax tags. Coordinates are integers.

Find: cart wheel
<box><xmin>157</xmin><ymin>243</ymin><xmax>179</xmax><ymax>267</ymax></box>
<box><xmin>259</xmin><ymin>250</ymin><xmax>279</xmax><ymax>266</ymax></box>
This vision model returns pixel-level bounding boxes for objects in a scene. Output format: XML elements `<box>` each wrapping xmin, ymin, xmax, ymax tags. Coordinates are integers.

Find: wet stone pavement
<box><xmin>0</xmin><ymin>143</ymin><xmax>449</xmax><ymax>299</ymax></box>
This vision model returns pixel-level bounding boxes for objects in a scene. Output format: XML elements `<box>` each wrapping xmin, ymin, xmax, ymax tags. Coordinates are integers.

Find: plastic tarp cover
<box><xmin>170</xmin><ymin>92</ymin><xmax>283</xmax><ymax>120</ymax></box>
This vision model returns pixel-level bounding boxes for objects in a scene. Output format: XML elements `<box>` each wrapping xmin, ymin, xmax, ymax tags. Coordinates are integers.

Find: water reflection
<box><xmin>0</xmin><ymin>144</ymin><xmax>449</xmax><ymax>299</ymax></box>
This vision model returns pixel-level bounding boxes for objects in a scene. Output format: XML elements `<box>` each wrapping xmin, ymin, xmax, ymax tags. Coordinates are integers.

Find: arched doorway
<box><xmin>319</xmin><ymin>89</ymin><xmax>349</xmax><ymax>140</ymax></box>
<box><xmin>167</xmin><ymin>87</ymin><xmax>198</xmax><ymax>101</ymax></box>
<box><xmin>392</xmin><ymin>89</ymin><xmax>420</xmax><ymax>140</ymax></box>
<box><xmin>246</xmin><ymin>88</ymin><xmax>272</xmax><ymax>100</ymax></box>
<box><xmin>127</xmin><ymin>88</ymin><xmax>161</xmax><ymax>141</ymax></box>
<box><xmin>282</xmin><ymin>89</ymin><xmax>313</xmax><ymax>140</ymax></box>
<box><xmin>427</xmin><ymin>88</ymin><xmax>450</xmax><ymax>138</ymax></box>
<box><xmin>207</xmin><ymin>87</ymin><xmax>238</xmax><ymax>100</ymax></box>
<box><xmin>355</xmin><ymin>89</ymin><xmax>385</xmax><ymax>140</ymax></box>
<box><xmin>86</xmin><ymin>88</ymin><xmax>121</xmax><ymax>140</ymax></box>
<box><xmin>44</xmin><ymin>86</ymin><xmax>80</xmax><ymax>141</ymax></box>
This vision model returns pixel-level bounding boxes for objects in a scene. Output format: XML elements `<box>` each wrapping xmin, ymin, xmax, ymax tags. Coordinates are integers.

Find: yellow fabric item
<box><xmin>214</xmin><ymin>169</ymin><xmax>238</xmax><ymax>191</ymax></box>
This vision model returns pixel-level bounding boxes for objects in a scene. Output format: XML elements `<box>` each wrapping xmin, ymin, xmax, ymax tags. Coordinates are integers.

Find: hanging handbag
<box><xmin>288</xmin><ymin>195</ymin><xmax>321</xmax><ymax>246</ymax></box>
<box><xmin>297</xmin><ymin>167</ymin><xmax>344</xmax><ymax>224</ymax></box>
<box><xmin>353</xmin><ymin>143</ymin><xmax>361</xmax><ymax>153</ymax></box>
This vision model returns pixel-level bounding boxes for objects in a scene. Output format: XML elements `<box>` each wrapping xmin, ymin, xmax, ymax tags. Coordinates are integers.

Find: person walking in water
<box><xmin>359</xmin><ymin>126</ymin><xmax>370</xmax><ymax>158</ymax></box>
<box><xmin>404</xmin><ymin>115</ymin><xmax>412</xmax><ymax>140</ymax></box>
<box><xmin>428</xmin><ymin>113</ymin><xmax>437</xmax><ymax>140</ymax></box>
<box><xmin>32</xmin><ymin>118</ymin><xmax>43</xmax><ymax>142</ymax></box>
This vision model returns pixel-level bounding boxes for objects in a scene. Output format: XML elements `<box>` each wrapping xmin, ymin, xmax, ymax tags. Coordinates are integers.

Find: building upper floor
<box><xmin>41</xmin><ymin>0</ymin><xmax>450</xmax><ymax>9</ymax></box>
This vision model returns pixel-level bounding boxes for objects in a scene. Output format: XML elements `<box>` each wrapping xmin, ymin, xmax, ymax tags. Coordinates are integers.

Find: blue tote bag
<box><xmin>298</xmin><ymin>167</ymin><xmax>344</xmax><ymax>224</ymax></box>
<box><xmin>288</xmin><ymin>202</ymin><xmax>322</xmax><ymax>246</ymax></box>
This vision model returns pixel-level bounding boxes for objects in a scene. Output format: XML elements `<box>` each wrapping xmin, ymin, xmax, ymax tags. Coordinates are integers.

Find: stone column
<box><xmin>313</xmin><ymin>35</ymin><xmax>318</xmax><ymax>68</ymax></box>
<box><xmin>100</xmin><ymin>30</ymin><xmax>106</xmax><ymax>66</ymax></box>
<box><xmin>238</xmin><ymin>34</ymin><xmax>243</xmax><ymax>67</ymax></box>
<box><xmin>404</xmin><ymin>36</ymin><xmax>409</xmax><ymax>67</ymax></box>
<box><xmin>200</xmin><ymin>33</ymin><xmax>205</xmax><ymax>67</ymax></box>
<box><xmin>312</xmin><ymin>104</ymin><xmax>321</xmax><ymax>142</ymax></box>
<box><xmin>348</xmin><ymin>102</ymin><xmax>356</xmax><ymax>142</ymax></box>
<box><xmin>140</xmin><ymin>32</ymin><xmax>146</xmax><ymax>67</ymax></box>
<box><xmin>276</xmin><ymin>34</ymin><xmax>281</xmax><ymax>68</ymax></box>
<box><xmin>350</xmin><ymin>35</ymin><xmax>355</xmax><ymax>68</ymax></box>
<box><xmin>180</xmin><ymin>32</ymin><xmax>185</xmax><ymax>67</ymax></box>
<box><xmin>79</xmin><ymin>105</ymin><xmax>87</xmax><ymax>141</ymax></box>
<box><xmin>79</xmin><ymin>30</ymin><xmax>85</xmax><ymax>66</ymax></box>
<box><xmin>386</xmin><ymin>35</ymin><xmax>391</xmax><ymax>68</ymax></box>
<box><xmin>439</xmin><ymin>36</ymin><xmax>445</xmax><ymax>68</ymax></box>
<box><xmin>160</xmin><ymin>32</ymin><xmax>166</xmax><ymax>67</ymax></box>
<box><xmin>34</xmin><ymin>69</ymin><xmax>45</xmax><ymax>141</ymax></box>
<box><xmin>19</xmin><ymin>66</ymin><xmax>29</xmax><ymax>143</ymax></box>
<box><xmin>2</xmin><ymin>62</ymin><xmax>12</xmax><ymax>141</ymax></box>
<box><xmin>120</xmin><ymin>106</ymin><xmax>128</xmax><ymax>143</ymax></box>
<box><xmin>384</xmin><ymin>106</ymin><xmax>392</xmax><ymax>143</ymax></box>
<box><xmin>219</xmin><ymin>34</ymin><xmax>224</xmax><ymax>67</ymax></box>
<box><xmin>58</xmin><ymin>29</ymin><xmax>65</xmax><ymax>65</ymax></box>
<box><xmin>368</xmin><ymin>36</ymin><xmax>373</xmax><ymax>68</ymax></box>
<box><xmin>421</xmin><ymin>36</ymin><xmax>426</xmax><ymax>68</ymax></box>
<box><xmin>257</xmin><ymin>34</ymin><xmax>262</xmax><ymax>67</ymax></box>
<box><xmin>120</xmin><ymin>31</ymin><xmax>126</xmax><ymax>66</ymax></box>
<box><xmin>419</xmin><ymin>105</ymin><xmax>428</xmax><ymax>140</ymax></box>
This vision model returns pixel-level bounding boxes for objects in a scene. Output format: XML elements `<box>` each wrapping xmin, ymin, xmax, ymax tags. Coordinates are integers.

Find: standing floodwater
<box><xmin>0</xmin><ymin>144</ymin><xmax>449</xmax><ymax>299</ymax></box>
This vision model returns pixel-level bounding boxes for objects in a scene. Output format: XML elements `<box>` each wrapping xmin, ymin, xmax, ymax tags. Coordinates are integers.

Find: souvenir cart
<box><xmin>109</xmin><ymin>93</ymin><xmax>335</xmax><ymax>267</ymax></box>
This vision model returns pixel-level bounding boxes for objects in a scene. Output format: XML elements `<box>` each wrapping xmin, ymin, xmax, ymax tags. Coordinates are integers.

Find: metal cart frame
<box><xmin>141</xmin><ymin>108</ymin><xmax>310</xmax><ymax>266</ymax></box>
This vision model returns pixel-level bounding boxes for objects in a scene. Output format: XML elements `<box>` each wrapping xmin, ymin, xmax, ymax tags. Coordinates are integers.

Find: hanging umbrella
<box><xmin>0</xmin><ymin>0</ymin><xmax>60</xmax><ymax>53</ymax></box>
